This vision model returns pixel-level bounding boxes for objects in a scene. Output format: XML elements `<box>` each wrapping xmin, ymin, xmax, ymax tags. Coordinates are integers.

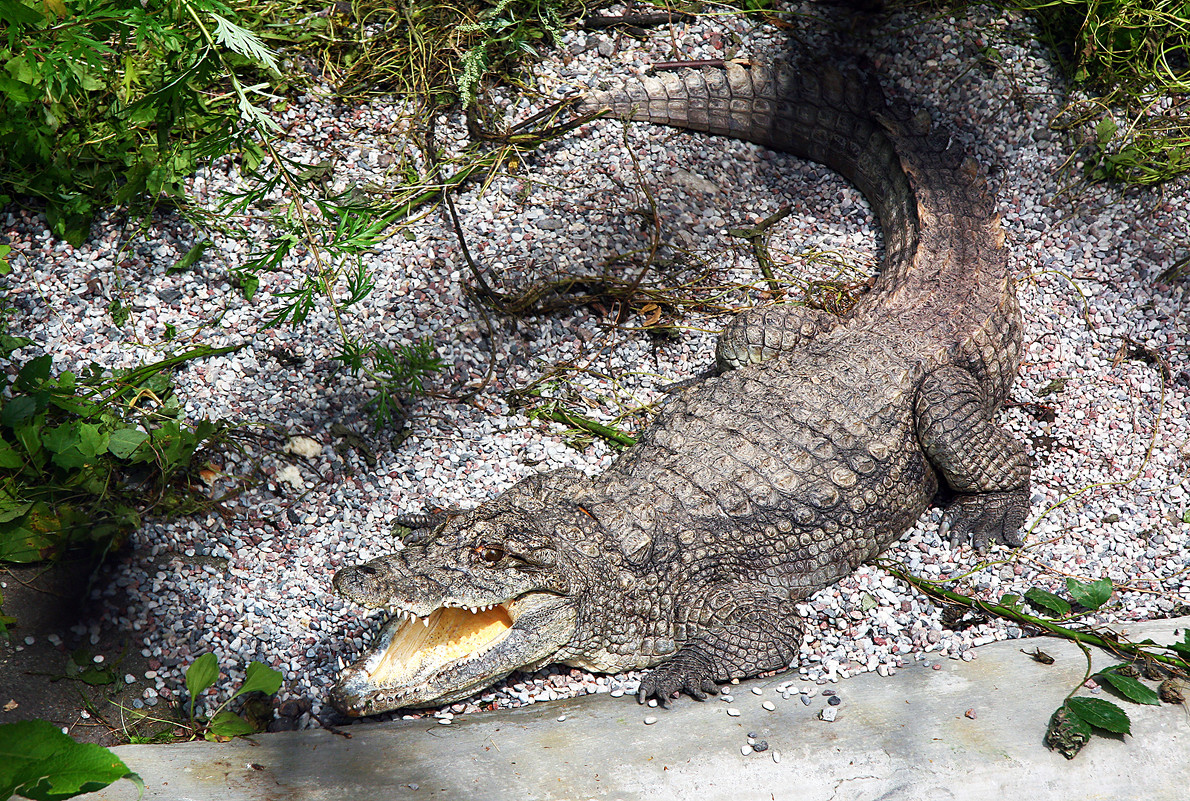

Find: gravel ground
<box><xmin>3</xmin><ymin>3</ymin><xmax>1188</xmax><ymax>729</ymax></box>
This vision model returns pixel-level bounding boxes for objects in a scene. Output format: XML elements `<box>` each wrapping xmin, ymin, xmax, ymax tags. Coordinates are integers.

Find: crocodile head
<box><xmin>329</xmin><ymin>478</ymin><xmax>594</xmax><ymax>715</ymax></box>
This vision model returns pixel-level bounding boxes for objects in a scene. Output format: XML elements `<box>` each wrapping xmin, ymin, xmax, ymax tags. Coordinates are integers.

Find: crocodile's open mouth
<box><xmin>330</xmin><ymin>591</ymin><xmax>575</xmax><ymax>716</ymax></box>
<box><xmin>366</xmin><ymin>603</ymin><xmax>515</xmax><ymax>681</ymax></box>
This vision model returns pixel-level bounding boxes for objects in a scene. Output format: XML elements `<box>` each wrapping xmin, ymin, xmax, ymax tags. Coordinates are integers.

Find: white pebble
<box><xmin>643</xmin><ymin>716</ymin><xmax>658</xmax><ymax>725</ymax></box>
<box><xmin>741</xmin><ymin>745</ymin><xmax>753</xmax><ymax>756</ymax></box>
<box><xmin>726</xmin><ymin>707</ymin><xmax>741</xmax><ymax>717</ymax></box>
<box><xmin>762</xmin><ymin>701</ymin><xmax>776</xmax><ymax>711</ymax></box>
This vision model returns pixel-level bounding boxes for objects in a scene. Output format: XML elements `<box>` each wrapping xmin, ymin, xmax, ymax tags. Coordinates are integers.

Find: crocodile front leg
<box><xmin>637</xmin><ymin>595</ymin><xmax>802</xmax><ymax>706</ymax></box>
<box><xmin>914</xmin><ymin>366</ymin><xmax>1031</xmax><ymax>551</ymax></box>
<box><xmin>715</xmin><ymin>305</ymin><xmax>837</xmax><ymax>372</ymax></box>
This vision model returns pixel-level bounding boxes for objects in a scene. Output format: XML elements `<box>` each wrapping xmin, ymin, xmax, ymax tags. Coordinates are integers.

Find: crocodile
<box><xmin>329</xmin><ymin>62</ymin><xmax>1030</xmax><ymax>716</ymax></box>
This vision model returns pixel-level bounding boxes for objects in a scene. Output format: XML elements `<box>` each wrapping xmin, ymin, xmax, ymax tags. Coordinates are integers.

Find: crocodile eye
<box><xmin>476</xmin><ymin>546</ymin><xmax>505</xmax><ymax>564</ymax></box>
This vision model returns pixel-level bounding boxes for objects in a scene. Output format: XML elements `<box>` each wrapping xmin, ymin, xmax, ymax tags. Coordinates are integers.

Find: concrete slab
<box><xmin>92</xmin><ymin>617</ymin><xmax>1190</xmax><ymax>801</ymax></box>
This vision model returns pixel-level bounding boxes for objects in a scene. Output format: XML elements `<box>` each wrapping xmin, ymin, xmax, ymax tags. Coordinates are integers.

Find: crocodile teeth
<box><xmin>422</xmin><ymin>616</ymin><xmax>430</xmax><ymax>627</ymax></box>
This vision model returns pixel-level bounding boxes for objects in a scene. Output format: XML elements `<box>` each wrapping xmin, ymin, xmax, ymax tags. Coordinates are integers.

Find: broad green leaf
<box><xmin>997</xmin><ymin>593</ymin><xmax>1020</xmax><ymax>608</ymax></box>
<box><xmin>1096</xmin><ymin>669</ymin><xmax>1161</xmax><ymax>705</ymax></box>
<box><xmin>78</xmin><ymin>666</ymin><xmax>116</xmax><ymax>686</ymax></box>
<box><xmin>16</xmin><ymin>355</ymin><xmax>52</xmax><ymax>390</ymax></box>
<box><xmin>1</xmin><ymin>396</ymin><xmax>37</xmax><ymax>427</ymax></box>
<box><xmin>0</xmin><ymin>491</ymin><xmax>31</xmax><ymax>523</ymax></box>
<box><xmin>169</xmin><ymin>239</ymin><xmax>208</xmax><ymax>273</ymax></box>
<box><xmin>206</xmin><ymin>711</ymin><xmax>258</xmax><ymax>739</ymax></box>
<box><xmin>0</xmin><ymin>334</ymin><xmax>32</xmax><ymax>355</ymax></box>
<box><xmin>107</xmin><ymin>428</ymin><xmax>149</xmax><ymax>459</ymax></box>
<box><xmin>185</xmin><ymin>653</ymin><xmax>219</xmax><ymax>717</ymax></box>
<box><xmin>49</xmin><ymin>447</ymin><xmax>87</xmax><ymax>471</ymax></box>
<box><xmin>0</xmin><ymin>719</ymin><xmax>135</xmax><ymax>800</ymax></box>
<box><xmin>232</xmin><ymin>661</ymin><xmax>283</xmax><ymax>699</ymax></box>
<box><xmin>0</xmin><ymin>524</ymin><xmax>54</xmax><ymax>562</ymax></box>
<box><xmin>1067</xmin><ymin>696</ymin><xmax>1131</xmax><ymax>734</ymax></box>
<box><xmin>0</xmin><ymin>440</ymin><xmax>23</xmax><ymax>469</ymax></box>
<box><xmin>1169</xmin><ymin>631</ymin><xmax>1190</xmax><ymax>661</ymax></box>
<box><xmin>1066</xmin><ymin>577</ymin><xmax>1112</xmax><ymax>610</ymax></box>
<box><xmin>1095</xmin><ymin>117</ymin><xmax>1118</xmax><ymax>145</ymax></box>
<box><xmin>0</xmin><ymin>73</ymin><xmax>36</xmax><ymax>104</ymax></box>
<box><xmin>0</xmin><ymin>0</ymin><xmax>43</xmax><ymax>25</ymax></box>
<box><xmin>14</xmin><ymin>421</ymin><xmax>43</xmax><ymax>461</ymax></box>
<box><xmin>40</xmin><ymin>423</ymin><xmax>78</xmax><ymax>454</ymax></box>
<box><xmin>74</xmin><ymin>423</ymin><xmax>108</xmax><ymax>459</ymax></box>
<box><xmin>1023</xmin><ymin>587</ymin><xmax>1071</xmax><ymax>616</ymax></box>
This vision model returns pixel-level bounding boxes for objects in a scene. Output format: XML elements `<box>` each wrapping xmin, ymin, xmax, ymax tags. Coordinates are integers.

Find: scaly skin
<box><xmin>329</xmin><ymin>62</ymin><xmax>1030</xmax><ymax>716</ymax></box>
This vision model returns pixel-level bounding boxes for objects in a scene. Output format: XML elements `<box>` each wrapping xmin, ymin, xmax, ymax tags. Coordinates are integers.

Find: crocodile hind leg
<box><xmin>914</xmin><ymin>366</ymin><xmax>1031</xmax><ymax>551</ymax></box>
<box><xmin>715</xmin><ymin>305</ymin><xmax>837</xmax><ymax>372</ymax></box>
<box><xmin>637</xmin><ymin>595</ymin><xmax>802</xmax><ymax>706</ymax></box>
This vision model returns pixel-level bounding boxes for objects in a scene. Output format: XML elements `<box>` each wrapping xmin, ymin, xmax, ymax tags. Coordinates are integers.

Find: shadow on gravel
<box><xmin>0</xmin><ymin>557</ymin><xmax>163</xmax><ymax>747</ymax></box>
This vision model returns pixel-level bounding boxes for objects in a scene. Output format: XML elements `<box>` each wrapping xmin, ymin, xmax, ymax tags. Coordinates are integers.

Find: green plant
<box><xmin>0</xmin><ymin>338</ymin><xmax>242</xmax><ymax>564</ymax></box>
<box><xmin>332</xmin><ymin>337</ymin><xmax>445</xmax><ymax>429</ymax></box>
<box><xmin>0</xmin><ymin>720</ymin><xmax>142</xmax><ymax>800</ymax></box>
<box><xmin>295</xmin><ymin>0</ymin><xmax>580</xmax><ymax>106</ymax></box>
<box><xmin>1007</xmin><ymin>0</ymin><xmax>1190</xmax><ymax>184</ymax></box>
<box><xmin>0</xmin><ymin>588</ymin><xmax>15</xmax><ymax>638</ymax></box>
<box><xmin>182</xmin><ymin>652</ymin><xmax>283</xmax><ymax>740</ymax></box>
<box><xmin>454</xmin><ymin>0</ymin><xmax>565</xmax><ymax>108</ymax></box>
<box><xmin>883</xmin><ymin>563</ymin><xmax>1190</xmax><ymax>759</ymax></box>
<box><xmin>0</xmin><ymin>0</ymin><xmax>285</xmax><ymax>244</ymax></box>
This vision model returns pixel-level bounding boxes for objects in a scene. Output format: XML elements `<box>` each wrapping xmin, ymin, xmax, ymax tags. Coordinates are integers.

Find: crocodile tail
<box><xmin>580</xmin><ymin>62</ymin><xmax>920</xmax><ymax>284</ymax></box>
<box><xmin>581</xmin><ymin>62</ymin><xmax>1019</xmax><ymax>396</ymax></box>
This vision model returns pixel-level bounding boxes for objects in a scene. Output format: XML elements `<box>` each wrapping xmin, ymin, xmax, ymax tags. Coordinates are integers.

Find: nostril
<box><xmin>358</xmin><ymin>565</ymin><xmax>378</xmax><ymax>575</ymax></box>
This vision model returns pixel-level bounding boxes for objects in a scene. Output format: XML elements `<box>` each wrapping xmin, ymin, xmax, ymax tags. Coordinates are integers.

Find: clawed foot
<box><xmin>942</xmin><ymin>490</ymin><xmax>1029</xmax><ymax>552</ymax></box>
<box><xmin>637</xmin><ymin>653</ymin><xmax>720</xmax><ymax>707</ymax></box>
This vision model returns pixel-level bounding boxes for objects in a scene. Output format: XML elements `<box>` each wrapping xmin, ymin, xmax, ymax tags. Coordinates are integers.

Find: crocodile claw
<box><xmin>942</xmin><ymin>490</ymin><xmax>1028</xmax><ymax>552</ymax></box>
<box><xmin>637</xmin><ymin>654</ymin><xmax>719</xmax><ymax>706</ymax></box>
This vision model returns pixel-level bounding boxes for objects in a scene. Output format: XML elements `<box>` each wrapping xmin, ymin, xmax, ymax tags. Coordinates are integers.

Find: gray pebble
<box><xmin>752</xmin><ymin>740</ymin><xmax>769</xmax><ymax>752</ymax></box>
<box><xmin>828</xmin><ymin>696</ymin><xmax>841</xmax><ymax>706</ymax></box>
